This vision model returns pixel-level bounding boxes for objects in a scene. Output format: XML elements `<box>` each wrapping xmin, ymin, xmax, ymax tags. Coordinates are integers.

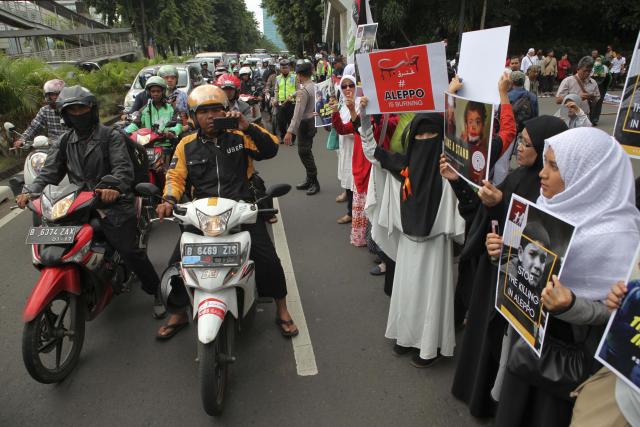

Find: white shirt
<box><xmin>520</xmin><ymin>55</ymin><xmax>538</xmax><ymax>73</ymax></box>
<box><xmin>611</xmin><ymin>57</ymin><xmax>626</xmax><ymax>73</ymax></box>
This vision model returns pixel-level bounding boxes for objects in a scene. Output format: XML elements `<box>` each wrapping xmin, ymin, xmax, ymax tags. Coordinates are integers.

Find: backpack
<box><xmin>512</xmin><ymin>93</ymin><xmax>534</xmax><ymax>132</ymax></box>
<box><xmin>60</xmin><ymin>126</ymin><xmax>149</xmax><ymax>190</ymax></box>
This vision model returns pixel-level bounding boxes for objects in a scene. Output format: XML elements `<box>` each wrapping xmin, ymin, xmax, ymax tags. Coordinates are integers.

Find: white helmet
<box><xmin>239</xmin><ymin>66</ymin><xmax>252</xmax><ymax>76</ymax></box>
<box><xmin>43</xmin><ymin>79</ymin><xmax>65</xmax><ymax>94</ymax></box>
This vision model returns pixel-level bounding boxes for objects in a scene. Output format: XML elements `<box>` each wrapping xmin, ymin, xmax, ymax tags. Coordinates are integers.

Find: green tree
<box><xmin>262</xmin><ymin>0</ymin><xmax>323</xmax><ymax>55</ymax></box>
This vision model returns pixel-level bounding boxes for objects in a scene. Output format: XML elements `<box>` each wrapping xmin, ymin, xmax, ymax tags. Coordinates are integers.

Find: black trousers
<box><xmin>276</xmin><ymin>102</ymin><xmax>295</xmax><ymax>139</ymax></box>
<box><xmin>346</xmin><ymin>189</ymin><xmax>353</xmax><ymax>216</ymax></box>
<box><xmin>297</xmin><ymin>118</ymin><xmax>318</xmax><ymax>179</ymax></box>
<box><xmin>167</xmin><ymin>220</ymin><xmax>287</xmax><ymax>312</ymax></box>
<box><xmin>101</xmin><ymin>215</ymin><xmax>160</xmax><ymax>295</ymax></box>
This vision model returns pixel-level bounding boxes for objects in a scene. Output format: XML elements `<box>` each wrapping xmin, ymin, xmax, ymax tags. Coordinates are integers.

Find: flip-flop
<box><xmin>275</xmin><ymin>318</ymin><xmax>299</xmax><ymax>338</ymax></box>
<box><xmin>156</xmin><ymin>320</ymin><xmax>189</xmax><ymax>340</ymax></box>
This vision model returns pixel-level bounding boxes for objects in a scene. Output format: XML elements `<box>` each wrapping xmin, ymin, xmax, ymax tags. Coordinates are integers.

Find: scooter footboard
<box><xmin>194</xmin><ymin>288</ymin><xmax>238</xmax><ymax>345</ymax></box>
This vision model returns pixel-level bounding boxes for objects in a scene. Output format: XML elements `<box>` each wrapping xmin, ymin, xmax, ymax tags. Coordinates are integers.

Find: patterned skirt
<box><xmin>351</xmin><ymin>191</ymin><xmax>368</xmax><ymax>247</ymax></box>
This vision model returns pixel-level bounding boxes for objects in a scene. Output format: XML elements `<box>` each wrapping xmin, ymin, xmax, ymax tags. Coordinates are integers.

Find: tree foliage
<box><xmin>262</xmin><ymin>0</ymin><xmax>323</xmax><ymax>55</ymax></box>
<box><xmin>86</xmin><ymin>0</ymin><xmax>268</xmax><ymax>56</ymax></box>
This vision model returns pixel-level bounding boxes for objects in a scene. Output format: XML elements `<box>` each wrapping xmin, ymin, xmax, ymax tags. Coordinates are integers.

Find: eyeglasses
<box><xmin>341</xmin><ymin>83</ymin><xmax>355</xmax><ymax>89</ymax></box>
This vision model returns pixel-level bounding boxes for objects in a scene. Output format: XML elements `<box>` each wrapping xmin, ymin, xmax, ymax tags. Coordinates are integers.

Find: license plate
<box><xmin>146</xmin><ymin>148</ymin><xmax>157</xmax><ymax>162</ymax></box>
<box><xmin>182</xmin><ymin>243</ymin><xmax>241</xmax><ymax>268</ymax></box>
<box><xmin>26</xmin><ymin>226</ymin><xmax>81</xmax><ymax>245</ymax></box>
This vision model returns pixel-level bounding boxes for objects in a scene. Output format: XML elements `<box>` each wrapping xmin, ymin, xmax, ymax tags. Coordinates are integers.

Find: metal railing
<box><xmin>0</xmin><ymin>1</ymin><xmax>64</xmax><ymax>30</ymax></box>
<box><xmin>9</xmin><ymin>40</ymin><xmax>138</xmax><ymax>62</ymax></box>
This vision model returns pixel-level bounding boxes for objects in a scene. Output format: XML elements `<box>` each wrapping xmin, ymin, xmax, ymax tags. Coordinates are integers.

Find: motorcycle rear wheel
<box><xmin>199</xmin><ymin>315</ymin><xmax>235</xmax><ymax>416</ymax></box>
<box><xmin>22</xmin><ymin>292</ymin><xmax>85</xmax><ymax>384</ymax></box>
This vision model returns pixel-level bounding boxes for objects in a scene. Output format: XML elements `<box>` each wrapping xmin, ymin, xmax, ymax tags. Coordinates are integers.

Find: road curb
<box><xmin>0</xmin><ymin>163</ymin><xmax>22</xmax><ymax>181</ymax></box>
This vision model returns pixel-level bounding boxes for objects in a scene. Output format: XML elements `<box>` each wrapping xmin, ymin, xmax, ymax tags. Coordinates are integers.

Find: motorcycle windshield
<box><xmin>43</xmin><ymin>183</ymin><xmax>81</xmax><ymax>203</ymax></box>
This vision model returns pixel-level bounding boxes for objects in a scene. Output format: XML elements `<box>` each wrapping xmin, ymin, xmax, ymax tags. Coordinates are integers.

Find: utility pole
<box><xmin>139</xmin><ymin>0</ymin><xmax>149</xmax><ymax>58</ymax></box>
<box><xmin>480</xmin><ymin>0</ymin><xmax>487</xmax><ymax>30</ymax></box>
<box><xmin>457</xmin><ymin>0</ymin><xmax>466</xmax><ymax>53</ymax></box>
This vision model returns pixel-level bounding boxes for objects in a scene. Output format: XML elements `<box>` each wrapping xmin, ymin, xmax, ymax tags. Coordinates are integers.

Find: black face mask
<box><xmin>66</xmin><ymin>111</ymin><xmax>95</xmax><ymax>135</ymax></box>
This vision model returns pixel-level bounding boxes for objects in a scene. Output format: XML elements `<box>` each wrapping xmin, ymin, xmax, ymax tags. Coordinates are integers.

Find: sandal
<box><xmin>156</xmin><ymin>318</ymin><xmax>189</xmax><ymax>340</ymax></box>
<box><xmin>267</xmin><ymin>216</ymin><xmax>278</xmax><ymax>224</ymax></box>
<box><xmin>275</xmin><ymin>317</ymin><xmax>299</xmax><ymax>338</ymax></box>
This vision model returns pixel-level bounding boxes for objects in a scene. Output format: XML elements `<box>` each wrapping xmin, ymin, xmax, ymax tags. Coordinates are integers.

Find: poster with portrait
<box><xmin>495</xmin><ymin>194</ymin><xmax>576</xmax><ymax>357</ymax></box>
<box><xmin>314</xmin><ymin>79</ymin><xmax>336</xmax><ymax>127</ymax></box>
<box><xmin>355</xmin><ymin>23</ymin><xmax>378</xmax><ymax>55</ymax></box>
<box><xmin>356</xmin><ymin>42</ymin><xmax>449</xmax><ymax>114</ymax></box>
<box><xmin>596</xmin><ymin>242</ymin><xmax>640</xmax><ymax>394</ymax></box>
<box><xmin>443</xmin><ymin>92</ymin><xmax>495</xmax><ymax>188</ymax></box>
<box><xmin>614</xmin><ymin>31</ymin><xmax>640</xmax><ymax>158</ymax></box>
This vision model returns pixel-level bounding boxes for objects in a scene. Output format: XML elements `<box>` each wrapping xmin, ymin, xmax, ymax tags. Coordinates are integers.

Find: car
<box><xmin>122</xmin><ymin>63</ymin><xmax>201</xmax><ymax>112</ymax></box>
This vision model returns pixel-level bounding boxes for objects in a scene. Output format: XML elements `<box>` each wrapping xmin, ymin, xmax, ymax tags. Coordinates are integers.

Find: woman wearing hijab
<box><xmin>331</xmin><ymin>73</ymin><xmax>369</xmax><ymax>246</ymax></box>
<box><xmin>361</xmin><ymin>109</ymin><xmax>464</xmax><ymax>367</ymax></box>
<box><xmin>334</xmin><ymin>73</ymin><xmax>357</xmax><ymax>225</ymax></box>
<box><xmin>485</xmin><ymin>127</ymin><xmax>640</xmax><ymax>427</ymax></box>
<box><xmin>449</xmin><ymin>116</ymin><xmax>568</xmax><ymax>418</ymax></box>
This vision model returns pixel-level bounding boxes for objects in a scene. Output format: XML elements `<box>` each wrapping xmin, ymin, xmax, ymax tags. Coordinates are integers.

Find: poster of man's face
<box><xmin>314</xmin><ymin>79</ymin><xmax>334</xmax><ymax>127</ymax></box>
<box><xmin>355</xmin><ymin>23</ymin><xmax>378</xmax><ymax>55</ymax></box>
<box><xmin>495</xmin><ymin>194</ymin><xmax>576</xmax><ymax>356</ymax></box>
<box><xmin>443</xmin><ymin>92</ymin><xmax>494</xmax><ymax>188</ymax></box>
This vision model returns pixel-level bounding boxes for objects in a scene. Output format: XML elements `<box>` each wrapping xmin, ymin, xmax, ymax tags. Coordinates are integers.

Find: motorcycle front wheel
<box><xmin>199</xmin><ymin>315</ymin><xmax>235</xmax><ymax>416</ymax></box>
<box><xmin>22</xmin><ymin>292</ymin><xmax>85</xmax><ymax>383</ymax></box>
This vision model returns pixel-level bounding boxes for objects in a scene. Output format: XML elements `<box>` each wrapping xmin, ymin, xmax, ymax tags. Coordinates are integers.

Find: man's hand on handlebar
<box><xmin>95</xmin><ymin>188</ymin><xmax>120</xmax><ymax>204</ymax></box>
<box><xmin>16</xmin><ymin>194</ymin><xmax>30</xmax><ymax>209</ymax></box>
<box><xmin>14</xmin><ymin>138</ymin><xmax>25</xmax><ymax>148</ymax></box>
<box><xmin>156</xmin><ymin>202</ymin><xmax>174</xmax><ymax>220</ymax></box>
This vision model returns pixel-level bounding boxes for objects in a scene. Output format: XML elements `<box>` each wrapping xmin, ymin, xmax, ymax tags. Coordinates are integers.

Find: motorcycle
<box><xmin>135</xmin><ymin>181</ymin><xmax>291</xmax><ymax>416</ymax></box>
<box><xmin>4</xmin><ymin>122</ymin><xmax>69</xmax><ymax>198</ymax></box>
<box><xmin>21</xmin><ymin>175</ymin><xmax>130</xmax><ymax>384</ymax></box>
<box><xmin>239</xmin><ymin>88</ymin><xmax>263</xmax><ymax>125</ymax></box>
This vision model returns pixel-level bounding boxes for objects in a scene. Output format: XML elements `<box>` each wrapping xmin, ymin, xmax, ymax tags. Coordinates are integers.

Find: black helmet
<box><xmin>200</xmin><ymin>61</ymin><xmax>208</xmax><ymax>67</ymax></box>
<box><xmin>295</xmin><ymin>59</ymin><xmax>313</xmax><ymax>75</ymax></box>
<box><xmin>56</xmin><ymin>85</ymin><xmax>99</xmax><ymax>126</ymax></box>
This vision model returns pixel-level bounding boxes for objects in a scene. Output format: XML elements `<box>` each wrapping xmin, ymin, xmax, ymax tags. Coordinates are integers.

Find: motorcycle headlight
<box><xmin>42</xmin><ymin>193</ymin><xmax>75</xmax><ymax>221</ymax></box>
<box><xmin>30</xmin><ymin>152</ymin><xmax>47</xmax><ymax>175</ymax></box>
<box><xmin>196</xmin><ymin>208</ymin><xmax>232</xmax><ymax>237</ymax></box>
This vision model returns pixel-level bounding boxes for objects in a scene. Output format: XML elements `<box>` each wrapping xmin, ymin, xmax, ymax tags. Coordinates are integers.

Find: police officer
<box><xmin>272</xmin><ymin>59</ymin><xmax>297</xmax><ymax>142</ymax></box>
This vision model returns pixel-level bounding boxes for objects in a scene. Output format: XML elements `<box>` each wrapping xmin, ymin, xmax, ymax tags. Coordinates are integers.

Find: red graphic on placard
<box><xmin>369</xmin><ymin>45</ymin><xmax>434</xmax><ymax>113</ymax></box>
<box><xmin>509</xmin><ymin>200</ymin><xmax>527</xmax><ymax>227</ymax></box>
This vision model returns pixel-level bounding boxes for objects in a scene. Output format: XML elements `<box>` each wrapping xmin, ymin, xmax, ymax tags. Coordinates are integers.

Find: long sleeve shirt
<box><xmin>287</xmin><ymin>80</ymin><xmax>315</xmax><ymax>135</ymax></box>
<box><xmin>22</xmin><ymin>105</ymin><xmax>69</xmax><ymax>143</ymax></box>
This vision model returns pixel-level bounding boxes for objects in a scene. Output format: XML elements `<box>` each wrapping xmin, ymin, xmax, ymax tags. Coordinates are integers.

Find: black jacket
<box><xmin>27</xmin><ymin>125</ymin><xmax>135</xmax><ymax>223</ymax></box>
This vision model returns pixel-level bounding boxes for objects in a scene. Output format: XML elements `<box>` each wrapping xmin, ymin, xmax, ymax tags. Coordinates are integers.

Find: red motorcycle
<box><xmin>21</xmin><ymin>176</ymin><xmax>130</xmax><ymax>383</ymax></box>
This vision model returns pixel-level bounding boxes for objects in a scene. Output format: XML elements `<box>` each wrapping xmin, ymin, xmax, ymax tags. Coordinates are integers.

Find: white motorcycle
<box><xmin>136</xmin><ymin>182</ymin><xmax>291</xmax><ymax>416</ymax></box>
<box><xmin>4</xmin><ymin>122</ymin><xmax>69</xmax><ymax>197</ymax></box>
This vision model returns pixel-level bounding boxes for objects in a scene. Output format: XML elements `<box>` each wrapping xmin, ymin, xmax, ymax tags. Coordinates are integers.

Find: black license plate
<box><xmin>26</xmin><ymin>226</ymin><xmax>81</xmax><ymax>245</ymax></box>
<box><xmin>182</xmin><ymin>243</ymin><xmax>241</xmax><ymax>268</ymax></box>
<box><xmin>146</xmin><ymin>148</ymin><xmax>157</xmax><ymax>162</ymax></box>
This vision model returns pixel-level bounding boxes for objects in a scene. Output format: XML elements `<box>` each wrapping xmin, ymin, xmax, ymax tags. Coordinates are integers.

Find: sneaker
<box><xmin>370</xmin><ymin>263</ymin><xmax>386</xmax><ymax>276</ymax></box>
<box><xmin>410</xmin><ymin>354</ymin><xmax>441</xmax><ymax>368</ymax></box>
<box><xmin>392</xmin><ymin>344</ymin><xmax>412</xmax><ymax>357</ymax></box>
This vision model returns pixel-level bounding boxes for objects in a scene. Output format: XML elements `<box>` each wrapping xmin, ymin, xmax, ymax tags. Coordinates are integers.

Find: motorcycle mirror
<box><xmin>98</xmin><ymin>175</ymin><xmax>121</xmax><ymax>189</ymax></box>
<box><xmin>266</xmin><ymin>184</ymin><xmax>291</xmax><ymax>199</ymax></box>
<box><xmin>4</xmin><ymin>122</ymin><xmax>15</xmax><ymax>131</ymax></box>
<box><xmin>123</xmin><ymin>83</ymin><xmax>132</xmax><ymax>90</ymax></box>
<box><xmin>135</xmin><ymin>182</ymin><xmax>162</xmax><ymax>197</ymax></box>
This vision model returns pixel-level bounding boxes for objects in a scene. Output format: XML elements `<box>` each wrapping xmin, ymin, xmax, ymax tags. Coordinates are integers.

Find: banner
<box><xmin>314</xmin><ymin>79</ymin><xmax>335</xmax><ymax>127</ymax></box>
<box><xmin>346</xmin><ymin>0</ymin><xmax>373</xmax><ymax>63</ymax></box>
<box><xmin>614</xmin><ymin>31</ymin><xmax>640</xmax><ymax>158</ymax></box>
<box><xmin>495</xmin><ymin>194</ymin><xmax>576</xmax><ymax>357</ymax></box>
<box><xmin>596</xmin><ymin>242</ymin><xmax>640</xmax><ymax>394</ymax></box>
<box><xmin>356</xmin><ymin>42</ymin><xmax>448</xmax><ymax>114</ymax></box>
<box><xmin>457</xmin><ymin>26</ymin><xmax>511</xmax><ymax>105</ymax></box>
<box><xmin>443</xmin><ymin>92</ymin><xmax>494</xmax><ymax>187</ymax></box>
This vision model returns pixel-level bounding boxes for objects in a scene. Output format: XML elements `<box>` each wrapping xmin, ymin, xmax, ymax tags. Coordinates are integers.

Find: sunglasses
<box><xmin>341</xmin><ymin>83</ymin><xmax>355</xmax><ymax>89</ymax></box>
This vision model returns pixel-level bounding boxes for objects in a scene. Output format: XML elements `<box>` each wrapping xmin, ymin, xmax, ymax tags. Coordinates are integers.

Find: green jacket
<box><xmin>125</xmin><ymin>101</ymin><xmax>182</xmax><ymax>137</ymax></box>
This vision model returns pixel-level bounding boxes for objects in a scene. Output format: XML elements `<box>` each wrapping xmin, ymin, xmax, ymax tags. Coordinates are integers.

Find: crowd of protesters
<box><xmin>307</xmin><ymin>41</ymin><xmax>639</xmax><ymax>427</ymax></box>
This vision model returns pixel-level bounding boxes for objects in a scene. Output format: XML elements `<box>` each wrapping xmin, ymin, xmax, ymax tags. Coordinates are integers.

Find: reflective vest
<box><xmin>277</xmin><ymin>73</ymin><xmax>297</xmax><ymax>102</ymax></box>
<box><xmin>316</xmin><ymin>60</ymin><xmax>332</xmax><ymax>77</ymax></box>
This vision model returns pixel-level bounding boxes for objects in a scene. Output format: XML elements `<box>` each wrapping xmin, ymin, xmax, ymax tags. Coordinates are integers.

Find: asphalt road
<box><xmin>0</xmin><ymin>95</ymin><xmax>627</xmax><ymax>426</ymax></box>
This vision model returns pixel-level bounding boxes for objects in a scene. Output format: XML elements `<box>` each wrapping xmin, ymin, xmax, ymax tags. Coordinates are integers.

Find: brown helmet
<box><xmin>187</xmin><ymin>84</ymin><xmax>229</xmax><ymax>114</ymax></box>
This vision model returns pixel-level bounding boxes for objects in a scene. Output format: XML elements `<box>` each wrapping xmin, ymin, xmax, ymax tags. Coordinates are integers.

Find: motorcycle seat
<box><xmin>89</xmin><ymin>217</ymin><xmax>103</xmax><ymax>234</ymax></box>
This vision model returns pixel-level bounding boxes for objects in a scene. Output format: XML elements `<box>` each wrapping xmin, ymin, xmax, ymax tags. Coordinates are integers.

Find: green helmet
<box><xmin>145</xmin><ymin>75</ymin><xmax>167</xmax><ymax>90</ymax></box>
<box><xmin>157</xmin><ymin>65</ymin><xmax>178</xmax><ymax>78</ymax></box>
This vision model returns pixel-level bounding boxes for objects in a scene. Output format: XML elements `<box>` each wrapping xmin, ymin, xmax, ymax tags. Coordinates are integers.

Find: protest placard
<box><xmin>443</xmin><ymin>92</ymin><xmax>494</xmax><ymax>187</ymax></box>
<box><xmin>614</xmin><ymin>31</ymin><xmax>640</xmax><ymax>158</ymax></box>
<box><xmin>495</xmin><ymin>194</ymin><xmax>576</xmax><ymax>357</ymax></box>
<box><xmin>596</xmin><ymin>242</ymin><xmax>640</xmax><ymax>394</ymax></box>
<box><xmin>356</xmin><ymin>42</ymin><xmax>448</xmax><ymax>114</ymax></box>
<box><xmin>457</xmin><ymin>25</ymin><xmax>511</xmax><ymax>105</ymax></box>
<box><xmin>355</xmin><ymin>23</ymin><xmax>378</xmax><ymax>55</ymax></box>
<box><xmin>314</xmin><ymin>79</ymin><xmax>335</xmax><ymax>127</ymax></box>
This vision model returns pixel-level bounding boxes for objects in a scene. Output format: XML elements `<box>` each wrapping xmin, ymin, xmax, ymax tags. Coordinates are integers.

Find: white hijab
<box><xmin>537</xmin><ymin>127</ymin><xmax>640</xmax><ymax>300</ymax></box>
<box><xmin>338</xmin><ymin>74</ymin><xmax>360</xmax><ymax>123</ymax></box>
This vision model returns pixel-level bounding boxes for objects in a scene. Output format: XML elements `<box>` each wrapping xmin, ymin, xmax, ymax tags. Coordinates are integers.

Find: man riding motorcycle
<box><xmin>15</xmin><ymin>79</ymin><xmax>69</xmax><ymax>147</ymax></box>
<box><xmin>125</xmin><ymin>76</ymin><xmax>183</xmax><ymax>156</ymax></box>
<box><xmin>216</xmin><ymin>73</ymin><xmax>252</xmax><ymax>120</ymax></box>
<box><xmin>238</xmin><ymin>66</ymin><xmax>256</xmax><ymax>95</ymax></box>
<box><xmin>16</xmin><ymin>86</ymin><xmax>161</xmax><ymax>302</ymax></box>
<box><xmin>200</xmin><ymin>62</ymin><xmax>212</xmax><ymax>80</ymax></box>
<box><xmin>154</xmin><ymin>85</ymin><xmax>299</xmax><ymax>339</ymax></box>
<box><xmin>158</xmin><ymin>65</ymin><xmax>189</xmax><ymax>131</ymax></box>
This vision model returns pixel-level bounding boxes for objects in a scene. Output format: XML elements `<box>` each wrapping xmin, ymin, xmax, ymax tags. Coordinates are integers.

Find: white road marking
<box><xmin>0</xmin><ymin>208</ymin><xmax>23</xmax><ymax>229</ymax></box>
<box><xmin>271</xmin><ymin>198</ymin><xmax>318</xmax><ymax>376</ymax></box>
